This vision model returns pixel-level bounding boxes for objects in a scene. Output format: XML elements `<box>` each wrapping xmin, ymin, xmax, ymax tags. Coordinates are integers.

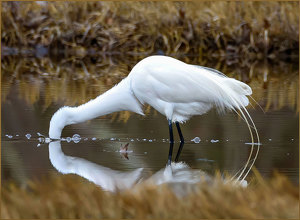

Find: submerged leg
<box><xmin>167</xmin><ymin>119</ymin><xmax>174</xmax><ymax>165</ymax></box>
<box><xmin>175</xmin><ymin>122</ymin><xmax>185</xmax><ymax>162</ymax></box>
<box><xmin>175</xmin><ymin>142</ymin><xmax>184</xmax><ymax>162</ymax></box>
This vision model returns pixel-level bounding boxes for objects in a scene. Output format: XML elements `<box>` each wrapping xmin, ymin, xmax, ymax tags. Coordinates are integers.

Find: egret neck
<box><xmin>49</xmin><ymin>78</ymin><xmax>143</xmax><ymax>139</ymax></box>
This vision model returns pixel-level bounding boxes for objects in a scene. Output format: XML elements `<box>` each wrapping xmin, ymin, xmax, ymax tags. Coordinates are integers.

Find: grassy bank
<box><xmin>1</xmin><ymin>171</ymin><xmax>298</xmax><ymax>219</ymax></box>
<box><xmin>2</xmin><ymin>1</ymin><xmax>299</xmax><ymax>61</ymax></box>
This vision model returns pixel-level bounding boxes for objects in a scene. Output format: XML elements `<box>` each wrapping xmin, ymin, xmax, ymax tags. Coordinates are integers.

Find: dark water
<box><xmin>1</xmin><ymin>56</ymin><xmax>299</xmax><ymax>188</ymax></box>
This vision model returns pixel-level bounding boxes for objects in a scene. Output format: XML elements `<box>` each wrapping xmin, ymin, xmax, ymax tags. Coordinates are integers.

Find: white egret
<box><xmin>49</xmin><ymin>55</ymin><xmax>259</xmax><ymax>179</ymax></box>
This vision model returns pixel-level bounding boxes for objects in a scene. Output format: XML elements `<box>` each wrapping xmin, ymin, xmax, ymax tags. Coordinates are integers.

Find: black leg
<box><xmin>175</xmin><ymin>122</ymin><xmax>185</xmax><ymax>162</ymax></box>
<box><xmin>175</xmin><ymin>122</ymin><xmax>184</xmax><ymax>143</ymax></box>
<box><xmin>167</xmin><ymin>119</ymin><xmax>174</xmax><ymax>165</ymax></box>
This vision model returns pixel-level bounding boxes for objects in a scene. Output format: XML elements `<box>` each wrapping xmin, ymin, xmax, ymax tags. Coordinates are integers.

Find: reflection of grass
<box><xmin>2</xmin><ymin>56</ymin><xmax>298</xmax><ymax>124</ymax></box>
<box><xmin>1</xmin><ymin>171</ymin><xmax>298</xmax><ymax>218</ymax></box>
<box><xmin>2</xmin><ymin>1</ymin><xmax>299</xmax><ymax>60</ymax></box>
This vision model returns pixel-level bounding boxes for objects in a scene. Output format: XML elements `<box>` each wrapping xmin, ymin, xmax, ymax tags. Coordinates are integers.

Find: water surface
<box><xmin>2</xmin><ymin>56</ymin><xmax>299</xmax><ymax>187</ymax></box>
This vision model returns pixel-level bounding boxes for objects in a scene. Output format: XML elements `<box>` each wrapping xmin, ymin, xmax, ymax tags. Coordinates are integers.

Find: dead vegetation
<box><xmin>1</xmin><ymin>3</ymin><xmax>298</xmax><ymax>218</ymax></box>
<box><xmin>1</xmin><ymin>170</ymin><xmax>298</xmax><ymax>219</ymax></box>
<box><xmin>2</xmin><ymin>1</ymin><xmax>299</xmax><ymax>61</ymax></box>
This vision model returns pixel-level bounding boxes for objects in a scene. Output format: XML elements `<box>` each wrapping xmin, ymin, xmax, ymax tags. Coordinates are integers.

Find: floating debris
<box><xmin>5</xmin><ymin>134</ymin><xmax>13</xmax><ymax>139</ymax></box>
<box><xmin>25</xmin><ymin>134</ymin><xmax>31</xmax><ymax>139</ymax></box>
<box><xmin>110</xmin><ymin>138</ymin><xmax>116</xmax><ymax>141</ymax></box>
<box><xmin>120</xmin><ymin>143</ymin><xmax>130</xmax><ymax>160</ymax></box>
<box><xmin>92</xmin><ymin>137</ymin><xmax>97</xmax><ymax>141</ymax></box>
<box><xmin>72</xmin><ymin>134</ymin><xmax>81</xmax><ymax>143</ymax></box>
<box><xmin>211</xmin><ymin>139</ymin><xmax>219</xmax><ymax>143</ymax></box>
<box><xmin>38</xmin><ymin>137</ymin><xmax>44</xmax><ymax>143</ymax></box>
<box><xmin>120</xmin><ymin>143</ymin><xmax>129</xmax><ymax>153</ymax></box>
<box><xmin>37</xmin><ymin>132</ymin><xmax>45</xmax><ymax>137</ymax></box>
<box><xmin>131</xmin><ymin>139</ymin><xmax>134</xmax><ymax>142</ymax></box>
<box><xmin>149</xmin><ymin>139</ymin><xmax>153</xmax><ymax>142</ymax></box>
<box><xmin>191</xmin><ymin>137</ymin><xmax>201</xmax><ymax>143</ymax></box>
<box><xmin>84</xmin><ymin>138</ymin><xmax>88</xmax><ymax>141</ymax></box>
<box><xmin>269</xmin><ymin>138</ymin><xmax>272</xmax><ymax>141</ymax></box>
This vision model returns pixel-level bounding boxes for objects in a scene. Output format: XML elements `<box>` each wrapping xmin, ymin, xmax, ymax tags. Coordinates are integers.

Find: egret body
<box><xmin>49</xmin><ymin>55</ymin><xmax>259</xmax><ymax>170</ymax></box>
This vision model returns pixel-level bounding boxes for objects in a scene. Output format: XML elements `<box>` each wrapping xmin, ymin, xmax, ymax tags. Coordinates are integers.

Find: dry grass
<box><xmin>2</xmin><ymin>1</ymin><xmax>299</xmax><ymax>60</ymax></box>
<box><xmin>1</xmin><ymin>171</ymin><xmax>298</xmax><ymax>219</ymax></box>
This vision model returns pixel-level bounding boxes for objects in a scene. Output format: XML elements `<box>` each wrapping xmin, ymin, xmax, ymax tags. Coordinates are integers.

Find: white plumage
<box><xmin>49</xmin><ymin>55</ymin><xmax>252</xmax><ymax>138</ymax></box>
<box><xmin>49</xmin><ymin>55</ymin><xmax>259</xmax><ymax>183</ymax></box>
<box><xmin>49</xmin><ymin>141</ymin><xmax>144</xmax><ymax>192</ymax></box>
<box><xmin>130</xmin><ymin>56</ymin><xmax>252</xmax><ymax>122</ymax></box>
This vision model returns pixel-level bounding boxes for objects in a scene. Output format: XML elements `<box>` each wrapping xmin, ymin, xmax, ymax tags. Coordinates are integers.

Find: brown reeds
<box><xmin>1</xmin><ymin>171</ymin><xmax>298</xmax><ymax>219</ymax></box>
<box><xmin>2</xmin><ymin>1</ymin><xmax>299</xmax><ymax>60</ymax></box>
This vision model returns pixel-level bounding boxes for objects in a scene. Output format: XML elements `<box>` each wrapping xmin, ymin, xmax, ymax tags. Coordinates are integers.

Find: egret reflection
<box><xmin>47</xmin><ymin>140</ymin><xmax>249</xmax><ymax>194</ymax></box>
<box><xmin>48</xmin><ymin>141</ymin><xmax>145</xmax><ymax>192</ymax></box>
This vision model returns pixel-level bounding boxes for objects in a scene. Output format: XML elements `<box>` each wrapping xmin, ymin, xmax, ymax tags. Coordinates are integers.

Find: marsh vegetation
<box><xmin>1</xmin><ymin>171</ymin><xmax>298</xmax><ymax>219</ymax></box>
<box><xmin>1</xmin><ymin>1</ymin><xmax>299</xmax><ymax>219</ymax></box>
<box><xmin>2</xmin><ymin>1</ymin><xmax>299</xmax><ymax>61</ymax></box>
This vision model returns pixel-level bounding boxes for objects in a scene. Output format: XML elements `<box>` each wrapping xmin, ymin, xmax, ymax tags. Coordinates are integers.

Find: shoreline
<box><xmin>2</xmin><ymin>2</ymin><xmax>299</xmax><ymax>62</ymax></box>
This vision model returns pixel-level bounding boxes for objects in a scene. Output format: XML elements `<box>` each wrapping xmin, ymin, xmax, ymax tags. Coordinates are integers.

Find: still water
<box><xmin>1</xmin><ymin>56</ymin><xmax>299</xmax><ymax>188</ymax></box>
